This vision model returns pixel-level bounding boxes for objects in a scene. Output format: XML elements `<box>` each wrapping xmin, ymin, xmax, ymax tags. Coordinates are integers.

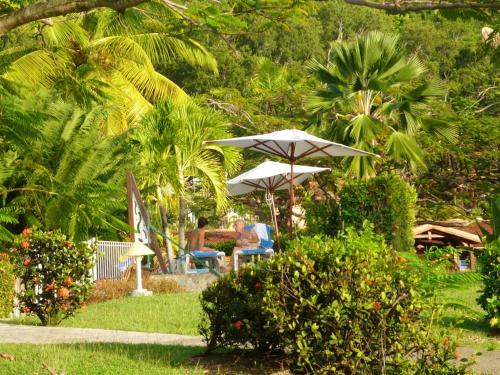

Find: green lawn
<box><xmin>437</xmin><ymin>277</ymin><xmax>499</xmax><ymax>351</ymax></box>
<box><xmin>0</xmin><ymin>343</ymin><xmax>204</xmax><ymax>375</ymax></box>
<box><xmin>9</xmin><ymin>293</ymin><xmax>202</xmax><ymax>336</ymax></box>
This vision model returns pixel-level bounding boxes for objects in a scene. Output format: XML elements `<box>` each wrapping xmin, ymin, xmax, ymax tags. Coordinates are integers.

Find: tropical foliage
<box><xmin>305</xmin><ymin>32</ymin><xmax>456</xmax><ymax>178</ymax></box>
<box><xmin>132</xmin><ymin>103</ymin><xmax>241</xmax><ymax>249</ymax></box>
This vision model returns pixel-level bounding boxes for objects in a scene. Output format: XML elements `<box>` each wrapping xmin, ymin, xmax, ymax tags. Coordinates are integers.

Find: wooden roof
<box><xmin>413</xmin><ymin>223</ymin><xmax>482</xmax><ymax>247</ymax></box>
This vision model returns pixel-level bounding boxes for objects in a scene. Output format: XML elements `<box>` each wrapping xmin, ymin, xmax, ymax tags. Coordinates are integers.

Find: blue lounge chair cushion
<box><xmin>240</xmin><ymin>248</ymin><xmax>268</xmax><ymax>256</ymax></box>
<box><xmin>191</xmin><ymin>251</ymin><xmax>221</xmax><ymax>257</ymax></box>
<box><xmin>244</xmin><ymin>224</ymin><xmax>274</xmax><ymax>249</ymax></box>
<box><xmin>186</xmin><ymin>268</ymin><xmax>209</xmax><ymax>274</ymax></box>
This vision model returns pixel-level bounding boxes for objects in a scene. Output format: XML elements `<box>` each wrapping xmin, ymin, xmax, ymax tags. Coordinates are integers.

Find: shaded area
<box><xmin>0</xmin><ymin>343</ymin><xmax>203</xmax><ymax>375</ymax></box>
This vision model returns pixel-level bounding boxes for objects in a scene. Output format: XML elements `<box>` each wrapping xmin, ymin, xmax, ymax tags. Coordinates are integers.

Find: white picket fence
<box><xmin>92</xmin><ymin>241</ymin><xmax>134</xmax><ymax>280</ymax></box>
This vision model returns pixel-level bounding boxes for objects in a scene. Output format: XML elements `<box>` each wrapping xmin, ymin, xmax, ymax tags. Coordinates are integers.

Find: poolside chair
<box><xmin>233</xmin><ymin>223</ymin><xmax>274</xmax><ymax>272</ymax></box>
<box><xmin>174</xmin><ymin>250</ymin><xmax>226</xmax><ymax>274</ymax></box>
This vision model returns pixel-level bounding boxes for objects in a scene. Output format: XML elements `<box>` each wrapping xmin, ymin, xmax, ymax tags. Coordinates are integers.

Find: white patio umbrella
<box><xmin>227</xmin><ymin>160</ymin><xmax>330</xmax><ymax>247</ymax></box>
<box><xmin>207</xmin><ymin>129</ymin><xmax>377</xmax><ymax>236</ymax></box>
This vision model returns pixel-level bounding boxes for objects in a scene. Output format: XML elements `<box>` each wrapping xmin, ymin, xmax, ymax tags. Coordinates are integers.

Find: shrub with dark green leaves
<box><xmin>0</xmin><ymin>253</ymin><xmax>14</xmax><ymax>318</ymax></box>
<box><xmin>199</xmin><ymin>265</ymin><xmax>282</xmax><ymax>353</ymax></box>
<box><xmin>477</xmin><ymin>238</ymin><xmax>500</xmax><ymax>332</ymax></box>
<box><xmin>339</xmin><ymin>174</ymin><xmax>417</xmax><ymax>252</ymax></box>
<box><xmin>263</xmin><ymin>225</ymin><xmax>469</xmax><ymax>373</ymax></box>
<box><xmin>10</xmin><ymin>228</ymin><xmax>95</xmax><ymax>326</ymax></box>
<box><xmin>200</xmin><ymin>224</ymin><xmax>472</xmax><ymax>374</ymax></box>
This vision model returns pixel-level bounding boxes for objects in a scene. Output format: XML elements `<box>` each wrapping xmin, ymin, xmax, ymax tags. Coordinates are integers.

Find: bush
<box><xmin>477</xmin><ymin>238</ymin><xmax>500</xmax><ymax>332</ymax></box>
<box><xmin>0</xmin><ymin>253</ymin><xmax>14</xmax><ymax>318</ymax></box>
<box><xmin>209</xmin><ymin>240</ymin><xmax>236</xmax><ymax>256</ymax></box>
<box><xmin>303</xmin><ymin>195</ymin><xmax>341</xmax><ymax>236</ymax></box>
<box><xmin>10</xmin><ymin>228</ymin><xmax>95</xmax><ymax>326</ymax></box>
<box><xmin>339</xmin><ymin>175</ymin><xmax>417</xmax><ymax>252</ymax></box>
<box><xmin>200</xmin><ymin>224</ymin><xmax>472</xmax><ymax>374</ymax></box>
<box><xmin>199</xmin><ymin>265</ymin><xmax>282</xmax><ymax>353</ymax></box>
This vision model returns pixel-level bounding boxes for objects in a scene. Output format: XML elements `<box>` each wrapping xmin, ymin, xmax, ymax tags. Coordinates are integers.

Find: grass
<box><xmin>8</xmin><ymin>293</ymin><xmax>202</xmax><ymax>336</ymax></box>
<box><xmin>436</xmin><ymin>276</ymin><xmax>499</xmax><ymax>351</ymax></box>
<box><xmin>0</xmin><ymin>343</ymin><xmax>204</xmax><ymax>375</ymax></box>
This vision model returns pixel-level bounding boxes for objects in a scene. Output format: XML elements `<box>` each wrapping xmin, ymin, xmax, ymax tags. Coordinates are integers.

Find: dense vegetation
<box><xmin>0</xmin><ymin>0</ymin><xmax>497</xmax><ymax>241</ymax></box>
<box><xmin>200</xmin><ymin>225</ymin><xmax>472</xmax><ymax>373</ymax></box>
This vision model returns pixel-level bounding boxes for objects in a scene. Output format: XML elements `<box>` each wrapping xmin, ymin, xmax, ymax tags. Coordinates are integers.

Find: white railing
<box><xmin>93</xmin><ymin>241</ymin><xmax>134</xmax><ymax>280</ymax></box>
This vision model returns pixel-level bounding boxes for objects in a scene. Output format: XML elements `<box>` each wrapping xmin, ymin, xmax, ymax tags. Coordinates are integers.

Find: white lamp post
<box><xmin>125</xmin><ymin>242</ymin><xmax>155</xmax><ymax>297</ymax></box>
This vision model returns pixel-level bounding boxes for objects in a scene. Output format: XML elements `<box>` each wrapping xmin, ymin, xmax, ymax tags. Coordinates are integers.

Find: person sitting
<box><xmin>233</xmin><ymin>219</ymin><xmax>260</xmax><ymax>248</ymax></box>
<box><xmin>187</xmin><ymin>217</ymin><xmax>214</xmax><ymax>252</ymax></box>
<box><xmin>187</xmin><ymin>217</ymin><xmax>228</xmax><ymax>272</ymax></box>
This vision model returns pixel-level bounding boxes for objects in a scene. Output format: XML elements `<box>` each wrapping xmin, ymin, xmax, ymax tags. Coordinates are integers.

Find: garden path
<box><xmin>0</xmin><ymin>323</ymin><xmax>204</xmax><ymax>346</ymax></box>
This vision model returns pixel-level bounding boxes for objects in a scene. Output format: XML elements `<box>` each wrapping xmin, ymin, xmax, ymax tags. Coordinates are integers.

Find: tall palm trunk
<box><xmin>178</xmin><ymin>196</ymin><xmax>187</xmax><ymax>253</ymax></box>
<box><xmin>157</xmin><ymin>186</ymin><xmax>174</xmax><ymax>273</ymax></box>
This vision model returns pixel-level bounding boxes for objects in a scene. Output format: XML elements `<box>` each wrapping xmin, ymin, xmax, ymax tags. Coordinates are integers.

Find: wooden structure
<box><xmin>413</xmin><ymin>220</ymin><xmax>488</xmax><ymax>271</ymax></box>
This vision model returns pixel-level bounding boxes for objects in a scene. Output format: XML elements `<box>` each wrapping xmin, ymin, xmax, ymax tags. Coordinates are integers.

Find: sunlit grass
<box><xmin>8</xmin><ymin>293</ymin><xmax>202</xmax><ymax>336</ymax></box>
<box><xmin>436</xmin><ymin>277</ymin><xmax>499</xmax><ymax>351</ymax></box>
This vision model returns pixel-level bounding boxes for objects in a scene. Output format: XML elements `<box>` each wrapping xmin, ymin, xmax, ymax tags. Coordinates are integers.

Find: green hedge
<box><xmin>199</xmin><ymin>224</ymin><xmax>472</xmax><ymax>373</ymax></box>
<box><xmin>0</xmin><ymin>253</ymin><xmax>14</xmax><ymax>318</ymax></box>
<box><xmin>339</xmin><ymin>175</ymin><xmax>417</xmax><ymax>252</ymax></box>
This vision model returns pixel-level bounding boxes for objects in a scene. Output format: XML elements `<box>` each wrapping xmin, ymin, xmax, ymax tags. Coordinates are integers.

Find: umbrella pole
<box><xmin>289</xmin><ymin>145</ymin><xmax>295</xmax><ymax>238</ymax></box>
<box><xmin>269</xmin><ymin>190</ymin><xmax>281</xmax><ymax>251</ymax></box>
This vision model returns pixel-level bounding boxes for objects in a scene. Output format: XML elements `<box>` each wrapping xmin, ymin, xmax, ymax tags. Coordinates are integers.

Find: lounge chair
<box><xmin>233</xmin><ymin>223</ymin><xmax>274</xmax><ymax>272</ymax></box>
<box><xmin>174</xmin><ymin>250</ymin><xmax>226</xmax><ymax>274</ymax></box>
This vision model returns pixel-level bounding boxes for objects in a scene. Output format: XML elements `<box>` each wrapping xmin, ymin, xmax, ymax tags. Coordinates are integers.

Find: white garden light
<box><xmin>125</xmin><ymin>242</ymin><xmax>154</xmax><ymax>297</ymax></box>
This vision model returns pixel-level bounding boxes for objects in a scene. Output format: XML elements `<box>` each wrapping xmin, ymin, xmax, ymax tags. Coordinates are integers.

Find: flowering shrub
<box><xmin>477</xmin><ymin>238</ymin><xmax>500</xmax><ymax>332</ymax></box>
<box><xmin>199</xmin><ymin>265</ymin><xmax>281</xmax><ymax>353</ymax></box>
<box><xmin>200</xmin><ymin>224</ymin><xmax>472</xmax><ymax>373</ymax></box>
<box><xmin>0</xmin><ymin>253</ymin><xmax>14</xmax><ymax>318</ymax></box>
<box><xmin>10</xmin><ymin>228</ymin><xmax>95</xmax><ymax>326</ymax></box>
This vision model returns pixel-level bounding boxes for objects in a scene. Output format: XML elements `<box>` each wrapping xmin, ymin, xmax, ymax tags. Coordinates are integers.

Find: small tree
<box><xmin>11</xmin><ymin>228</ymin><xmax>95</xmax><ymax>326</ymax></box>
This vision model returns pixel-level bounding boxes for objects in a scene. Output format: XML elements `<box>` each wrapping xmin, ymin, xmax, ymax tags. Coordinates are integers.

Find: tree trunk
<box><xmin>0</xmin><ymin>0</ymin><xmax>147</xmax><ymax>36</ymax></box>
<box><xmin>159</xmin><ymin>204</ymin><xmax>175</xmax><ymax>273</ymax></box>
<box><xmin>178</xmin><ymin>196</ymin><xmax>186</xmax><ymax>253</ymax></box>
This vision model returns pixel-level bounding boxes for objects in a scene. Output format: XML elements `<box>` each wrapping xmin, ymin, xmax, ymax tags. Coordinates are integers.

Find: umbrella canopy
<box><xmin>227</xmin><ymin>160</ymin><xmax>330</xmax><ymax>196</ymax></box>
<box><xmin>206</xmin><ymin>129</ymin><xmax>377</xmax><ymax>160</ymax></box>
<box><xmin>207</xmin><ymin>129</ymin><xmax>377</xmax><ymax>236</ymax></box>
<box><xmin>227</xmin><ymin>160</ymin><xmax>330</xmax><ymax>249</ymax></box>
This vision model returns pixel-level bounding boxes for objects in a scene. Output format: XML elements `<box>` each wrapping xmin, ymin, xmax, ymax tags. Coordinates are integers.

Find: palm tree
<box><xmin>3</xmin><ymin>98</ymin><xmax>130</xmax><ymax>241</ymax></box>
<box><xmin>305</xmin><ymin>31</ymin><xmax>456</xmax><ymax>178</ymax></box>
<box><xmin>0</xmin><ymin>4</ymin><xmax>217</xmax><ymax>134</ymax></box>
<box><xmin>133</xmin><ymin>103</ymin><xmax>241</xmax><ymax>254</ymax></box>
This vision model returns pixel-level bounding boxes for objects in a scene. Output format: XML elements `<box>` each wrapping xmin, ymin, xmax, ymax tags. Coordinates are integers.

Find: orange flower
<box><xmin>21</xmin><ymin>228</ymin><xmax>32</xmax><ymax>237</ymax></box>
<box><xmin>20</xmin><ymin>240</ymin><xmax>30</xmax><ymax>249</ymax></box>
<box><xmin>234</xmin><ymin>320</ymin><xmax>243</xmax><ymax>330</ymax></box>
<box><xmin>455</xmin><ymin>351</ymin><xmax>460</xmax><ymax>360</ymax></box>
<box><xmin>373</xmin><ymin>301</ymin><xmax>382</xmax><ymax>312</ymax></box>
<box><xmin>63</xmin><ymin>276</ymin><xmax>73</xmax><ymax>286</ymax></box>
<box><xmin>58</xmin><ymin>287</ymin><xmax>70</xmax><ymax>299</ymax></box>
<box><xmin>23</xmin><ymin>258</ymin><xmax>32</xmax><ymax>267</ymax></box>
<box><xmin>20</xmin><ymin>306</ymin><xmax>30</xmax><ymax>314</ymax></box>
<box><xmin>442</xmin><ymin>338</ymin><xmax>449</xmax><ymax>346</ymax></box>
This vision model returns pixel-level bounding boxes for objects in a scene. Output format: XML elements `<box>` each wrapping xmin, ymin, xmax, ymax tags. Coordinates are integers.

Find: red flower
<box><xmin>234</xmin><ymin>320</ymin><xmax>243</xmax><ymax>330</ymax></box>
<box><xmin>45</xmin><ymin>281</ymin><xmax>56</xmax><ymax>291</ymax></box>
<box><xmin>373</xmin><ymin>301</ymin><xmax>382</xmax><ymax>312</ymax></box>
<box><xmin>20</xmin><ymin>306</ymin><xmax>30</xmax><ymax>314</ymax></box>
<box><xmin>21</xmin><ymin>228</ymin><xmax>32</xmax><ymax>237</ymax></box>
<box><xmin>254</xmin><ymin>282</ymin><xmax>262</xmax><ymax>290</ymax></box>
<box><xmin>20</xmin><ymin>240</ymin><xmax>30</xmax><ymax>249</ymax></box>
